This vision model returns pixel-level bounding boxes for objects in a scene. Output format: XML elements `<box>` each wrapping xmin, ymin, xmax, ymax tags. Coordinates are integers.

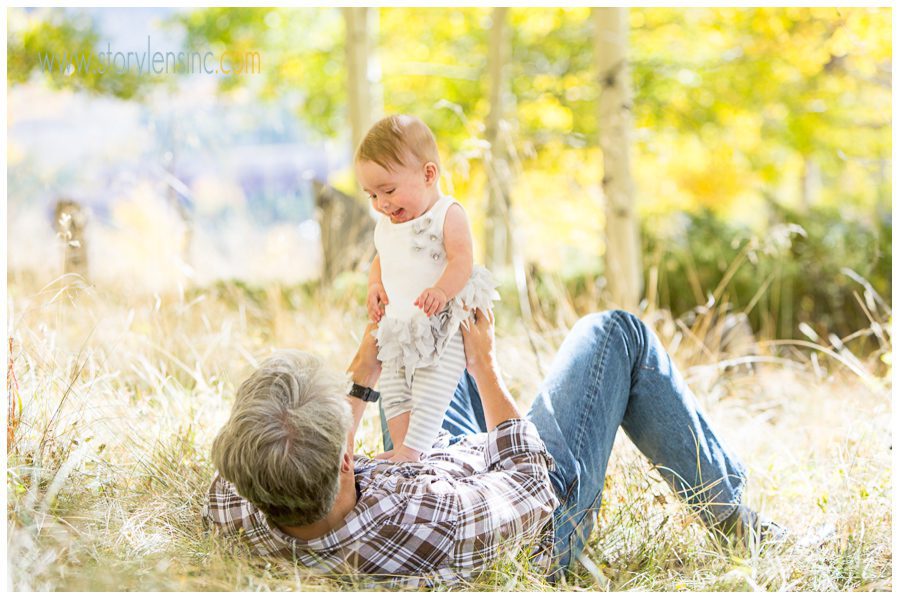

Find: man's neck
<box><xmin>277</xmin><ymin>470</ymin><xmax>358</xmax><ymax>541</ymax></box>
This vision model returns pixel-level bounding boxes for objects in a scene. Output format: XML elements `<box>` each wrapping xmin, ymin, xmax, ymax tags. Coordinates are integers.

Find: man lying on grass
<box><xmin>203</xmin><ymin>308</ymin><xmax>786</xmax><ymax>587</ymax></box>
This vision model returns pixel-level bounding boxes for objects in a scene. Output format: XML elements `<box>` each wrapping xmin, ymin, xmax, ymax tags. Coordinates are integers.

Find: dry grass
<box><xmin>6</xmin><ymin>270</ymin><xmax>892</xmax><ymax>591</ymax></box>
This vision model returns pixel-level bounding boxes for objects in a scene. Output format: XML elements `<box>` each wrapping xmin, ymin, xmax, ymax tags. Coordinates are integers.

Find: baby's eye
<box><xmin>385</xmin><ymin>189</ymin><xmax>395</xmax><ymax>195</ymax></box>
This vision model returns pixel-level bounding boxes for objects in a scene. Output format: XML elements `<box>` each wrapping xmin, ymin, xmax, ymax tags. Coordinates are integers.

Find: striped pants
<box><xmin>378</xmin><ymin>330</ymin><xmax>467</xmax><ymax>453</ymax></box>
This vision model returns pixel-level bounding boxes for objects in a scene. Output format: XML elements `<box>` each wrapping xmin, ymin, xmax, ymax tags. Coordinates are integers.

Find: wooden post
<box><xmin>314</xmin><ymin>181</ymin><xmax>376</xmax><ymax>283</ymax></box>
<box><xmin>54</xmin><ymin>198</ymin><xmax>89</xmax><ymax>278</ymax></box>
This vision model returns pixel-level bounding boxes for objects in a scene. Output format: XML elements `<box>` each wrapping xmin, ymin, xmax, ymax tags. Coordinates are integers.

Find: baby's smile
<box><xmin>389</xmin><ymin>207</ymin><xmax>408</xmax><ymax>223</ymax></box>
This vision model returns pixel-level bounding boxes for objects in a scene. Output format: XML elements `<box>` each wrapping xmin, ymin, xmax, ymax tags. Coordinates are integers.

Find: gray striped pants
<box><xmin>378</xmin><ymin>330</ymin><xmax>467</xmax><ymax>453</ymax></box>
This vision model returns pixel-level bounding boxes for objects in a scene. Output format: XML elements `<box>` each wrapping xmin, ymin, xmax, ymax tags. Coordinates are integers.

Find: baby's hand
<box><xmin>414</xmin><ymin>286</ymin><xmax>448</xmax><ymax>317</ymax></box>
<box><xmin>388</xmin><ymin>445</ymin><xmax>421</xmax><ymax>463</ymax></box>
<box><xmin>367</xmin><ymin>283</ymin><xmax>389</xmax><ymax>323</ymax></box>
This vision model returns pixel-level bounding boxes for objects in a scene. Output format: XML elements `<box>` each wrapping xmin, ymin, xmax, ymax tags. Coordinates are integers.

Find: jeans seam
<box><xmin>571</xmin><ymin>314</ymin><xmax>616</xmax><ymax>477</ymax></box>
<box><xmin>557</xmin><ymin>312</ymin><xmax>619</xmax><ymax>568</ymax></box>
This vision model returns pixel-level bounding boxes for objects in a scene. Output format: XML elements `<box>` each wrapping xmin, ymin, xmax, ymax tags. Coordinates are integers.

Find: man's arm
<box><xmin>459</xmin><ymin>308</ymin><xmax>521</xmax><ymax>429</ymax></box>
<box><xmin>345</xmin><ymin>321</ymin><xmax>382</xmax><ymax>452</ymax></box>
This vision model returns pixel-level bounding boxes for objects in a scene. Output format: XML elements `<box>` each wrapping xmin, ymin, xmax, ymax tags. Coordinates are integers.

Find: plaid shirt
<box><xmin>202</xmin><ymin>418</ymin><xmax>559</xmax><ymax>588</ymax></box>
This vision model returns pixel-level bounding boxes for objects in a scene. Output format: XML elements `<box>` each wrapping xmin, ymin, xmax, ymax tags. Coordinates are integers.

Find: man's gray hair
<box><xmin>211</xmin><ymin>350</ymin><xmax>352</xmax><ymax>526</ymax></box>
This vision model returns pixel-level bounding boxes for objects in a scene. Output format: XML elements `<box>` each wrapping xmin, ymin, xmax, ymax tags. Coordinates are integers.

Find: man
<box><xmin>203</xmin><ymin>308</ymin><xmax>785</xmax><ymax>587</ymax></box>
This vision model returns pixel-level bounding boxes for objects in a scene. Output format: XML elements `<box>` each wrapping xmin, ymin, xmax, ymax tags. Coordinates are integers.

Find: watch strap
<box><xmin>349</xmin><ymin>382</ymin><xmax>381</xmax><ymax>403</ymax></box>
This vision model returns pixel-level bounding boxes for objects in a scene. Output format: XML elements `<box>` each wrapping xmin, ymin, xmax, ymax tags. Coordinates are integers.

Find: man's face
<box><xmin>356</xmin><ymin>158</ymin><xmax>436</xmax><ymax>224</ymax></box>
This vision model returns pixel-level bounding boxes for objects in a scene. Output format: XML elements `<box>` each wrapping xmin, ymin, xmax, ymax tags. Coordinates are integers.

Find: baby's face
<box><xmin>357</xmin><ymin>158</ymin><xmax>437</xmax><ymax>224</ymax></box>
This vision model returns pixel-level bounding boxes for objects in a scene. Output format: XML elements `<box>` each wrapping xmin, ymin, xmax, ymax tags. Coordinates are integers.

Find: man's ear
<box><xmin>340</xmin><ymin>450</ymin><xmax>353</xmax><ymax>473</ymax></box>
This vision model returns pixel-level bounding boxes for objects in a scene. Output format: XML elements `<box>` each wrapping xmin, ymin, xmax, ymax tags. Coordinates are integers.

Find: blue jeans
<box><xmin>379</xmin><ymin>310</ymin><xmax>748</xmax><ymax>576</ymax></box>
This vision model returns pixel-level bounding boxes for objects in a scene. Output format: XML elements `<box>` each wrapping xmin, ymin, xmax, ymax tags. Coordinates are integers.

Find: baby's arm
<box><xmin>367</xmin><ymin>254</ymin><xmax>389</xmax><ymax>322</ymax></box>
<box><xmin>415</xmin><ymin>204</ymin><xmax>474</xmax><ymax>317</ymax></box>
<box><xmin>369</xmin><ymin>253</ymin><xmax>382</xmax><ymax>288</ymax></box>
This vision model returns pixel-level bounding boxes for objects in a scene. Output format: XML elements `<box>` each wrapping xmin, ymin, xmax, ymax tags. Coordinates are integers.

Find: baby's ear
<box><xmin>424</xmin><ymin>161</ymin><xmax>439</xmax><ymax>184</ymax></box>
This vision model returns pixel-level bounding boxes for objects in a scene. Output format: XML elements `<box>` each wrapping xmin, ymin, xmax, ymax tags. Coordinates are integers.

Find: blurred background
<box><xmin>6</xmin><ymin>6</ymin><xmax>892</xmax><ymax>352</ymax></box>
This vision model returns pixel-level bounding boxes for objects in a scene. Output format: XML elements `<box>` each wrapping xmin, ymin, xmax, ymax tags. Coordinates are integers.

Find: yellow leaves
<box><xmin>676</xmin><ymin>146</ymin><xmax>744</xmax><ymax>212</ymax></box>
<box><xmin>531</xmin><ymin>74</ymin><xmax>556</xmax><ymax>94</ymax></box>
<box><xmin>729</xmin><ymin>112</ymin><xmax>763</xmax><ymax>153</ymax></box>
<box><xmin>519</xmin><ymin>95</ymin><xmax>573</xmax><ymax>132</ymax></box>
<box><xmin>510</xmin><ymin>149</ymin><xmax>604</xmax><ymax>271</ymax></box>
<box><xmin>628</xmin><ymin>10</ymin><xmax>645</xmax><ymax>29</ymax></box>
<box><xmin>513</xmin><ymin>8</ymin><xmax>560</xmax><ymax>38</ymax></box>
<box><xmin>276</xmin><ymin>54</ymin><xmax>304</xmax><ymax>81</ymax></box>
<box><xmin>793</xmin><ymin>45</ymin><xmax>833</xmax><ymax>78</ymax></box>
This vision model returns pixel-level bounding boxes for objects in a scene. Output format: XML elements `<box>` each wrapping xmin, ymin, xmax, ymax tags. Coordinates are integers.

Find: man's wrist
<box><xmin>349</xmin><ymin>361</ymin><xmax>379</xmax><ymax>389</ymax></box>
<box><xmin>468</xmin><ymin>359</ymin><xmax>500</xmax><ymax>386</ymax></box>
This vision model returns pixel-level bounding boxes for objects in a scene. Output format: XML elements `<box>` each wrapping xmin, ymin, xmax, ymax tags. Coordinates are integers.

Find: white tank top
<box><xmin>374</xmin><ymin>194</ymin><xmax>460</xmax><ymax>322</ymax></box>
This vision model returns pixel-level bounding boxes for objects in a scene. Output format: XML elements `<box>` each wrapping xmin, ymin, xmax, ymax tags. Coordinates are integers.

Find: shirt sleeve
<box><xmin>451</xmin><ymin>418</ymin><xmax>559</xmax><ymax>573</ymax></box>
<box><xmin>483</xmin><ymin>418</ymin><xmax>556</xmax><ymax>474</ymax></box>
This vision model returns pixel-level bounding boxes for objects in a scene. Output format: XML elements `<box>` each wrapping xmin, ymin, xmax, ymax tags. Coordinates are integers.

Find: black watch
<box><xmin>349</xmin><ymin>382</ymin><xmax>381</xmax><ymax>403</ymax></box>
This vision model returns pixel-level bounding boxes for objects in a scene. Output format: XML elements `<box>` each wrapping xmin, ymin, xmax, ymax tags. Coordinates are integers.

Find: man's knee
<box><xmin>571</xmin><ymin>310</ymin><xmax>647</xmax><ymax>362</ymax></box>
<box><xmin>574</xmin><ymin>309</ymin><xmax>637</xmax><ymax>334</ymax></box>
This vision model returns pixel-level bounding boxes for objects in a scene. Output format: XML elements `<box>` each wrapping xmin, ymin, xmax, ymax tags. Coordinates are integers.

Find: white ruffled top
<box><xmin>371</xmin><ymin>195</ymin><xmax>500</xmax><ymax>386</ymax></box>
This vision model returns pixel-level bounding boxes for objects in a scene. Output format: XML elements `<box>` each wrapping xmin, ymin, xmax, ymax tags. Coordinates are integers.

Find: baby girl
<box><xmin>355</xmin><ymin>114</ymin><xmax>499</xmax><ymax>463</ymax></box>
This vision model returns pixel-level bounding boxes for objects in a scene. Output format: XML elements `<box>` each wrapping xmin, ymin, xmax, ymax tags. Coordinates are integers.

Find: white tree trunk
<box><xmin>594</xmin><ymin>7</ymin><xmax>642</xmax><ymax>311</ymax></box>
<box><xmin>344</xmin><ymin>7</ymin><xmax>375</xmax><ymax>161</ymax></box>
<box><xmin>484</xmin><ymin>7</ymin><xmax>513</xmax><ymax>273</ymax></box>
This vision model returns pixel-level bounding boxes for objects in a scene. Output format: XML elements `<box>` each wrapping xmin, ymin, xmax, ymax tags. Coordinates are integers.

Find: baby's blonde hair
<box><xmin>355</xmin><ymin>114</ymin><xmax>441</xmax><ymax>174</ymax></box>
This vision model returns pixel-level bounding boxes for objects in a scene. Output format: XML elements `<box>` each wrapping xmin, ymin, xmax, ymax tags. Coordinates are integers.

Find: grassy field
<box><xmin>7</xmin><ymin>272</ymin><xmax>892</xmax><ymax>591</ymax></box>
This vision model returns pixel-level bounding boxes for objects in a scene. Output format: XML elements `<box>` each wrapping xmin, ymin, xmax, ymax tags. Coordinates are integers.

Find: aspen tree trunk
<box><xmin>484</xmin><ymin>7</ymin><xmax>513</xmax><ymax>274</ymax></box>
<box><xmin>334</xmin><ymin>7</ymin><xmax>379</xmax><ymax>283</ymax></box>
<box><xmin>594</xmin><ymin>7</ymin><xmax>642</xmax><ymax>311</ymax></box>
<box><xmin>344</xmin><ymin>7</ymin><xmax>373</xmax><ymax>159</ymax></box>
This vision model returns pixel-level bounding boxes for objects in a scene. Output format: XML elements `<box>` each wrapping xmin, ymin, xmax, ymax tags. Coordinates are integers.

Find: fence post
<box><xmin>54</xmin><ymin>199</ymin><xmax>89</xmax><ymax>279</ymax></box>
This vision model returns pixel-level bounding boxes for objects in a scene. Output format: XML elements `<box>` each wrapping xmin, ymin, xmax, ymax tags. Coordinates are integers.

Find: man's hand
<box><xmin>367</xmin><ymin>282</ymin><xmax>389</xmax><ymax>323</ymax></box>
<box><xmin>414</xmin><ymin>286</ymin><xmax>448</xmax><ymax>318</ymax></box>
<box><xmin>349</xmin><ymin>321</ymin><xmax>382</xmax><ymax>389</ymax></box>
<box><xmin>459</xmin><ymin>307</ymin><xmax>497</xmax><ymax>380</ymax></box>
<box><xmin>460</xmin><ymin>307</ymin><xmax>521</xmax><ymax>429</ymax></box>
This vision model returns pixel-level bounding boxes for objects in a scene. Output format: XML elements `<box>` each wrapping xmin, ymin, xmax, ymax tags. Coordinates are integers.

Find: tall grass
<box><xmin>6</xmin><ymin>257</ymin><xmax>891</xmax><ymax>591</ymax></box>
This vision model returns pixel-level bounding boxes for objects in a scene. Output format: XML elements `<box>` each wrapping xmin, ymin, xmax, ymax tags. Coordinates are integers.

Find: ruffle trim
<box><xmin>372</xmin><ymin>265</ymin><xmax>500</xmax><ymax>387</ymax></box>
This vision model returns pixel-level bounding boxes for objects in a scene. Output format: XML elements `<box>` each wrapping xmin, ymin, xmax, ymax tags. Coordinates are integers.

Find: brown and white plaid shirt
<box><xmin>202</xmin><ymin>418</ymin><xmax>559</xmax><ymax>588</ymax></box>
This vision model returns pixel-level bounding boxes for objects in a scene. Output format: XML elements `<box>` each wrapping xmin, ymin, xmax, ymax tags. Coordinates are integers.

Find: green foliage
<box><xmin>8</xmin><ymin>9</ymin><xmax>149</xmax><ymax>99</ymax></box>
<box><xmin>642</xmin><ymin>206</ymin><xmax>890</xmax><ymax>348</ymax></box>
<box><xmin>172</xmin><ymin>7</ymin><xmax>348</xmax><ymax>138</ymax></box>
<box><xmin>7</xmin><ymin>7</ymin><xmax>892</xmax><ymax>343</ymax></box>
<box><xmin>630</xmin><ymin>7</ymin><xmax>890</xmax><ymax>216</ymax></box>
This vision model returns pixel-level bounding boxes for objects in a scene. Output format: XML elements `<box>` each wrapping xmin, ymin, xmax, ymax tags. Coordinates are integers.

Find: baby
<box><xmin>355</xmin><ymin>114</ymin><xmax>499</xmax><ymax>463</ymax></box>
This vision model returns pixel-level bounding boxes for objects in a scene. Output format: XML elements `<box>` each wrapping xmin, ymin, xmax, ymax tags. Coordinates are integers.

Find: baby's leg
<box><xmin>404</xmin><ymin>331</ymin><xmax>467</xmax><ymax>454</ymax></box>
<box><xmin>379</xmin><ymin>365</ymin><xmax>413</xmax><ymax>451</ymax></box>
<box><xmin>387</xmin><ymin>412</ymin><xmax>410</xmax><ymax>451</ymax></box>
